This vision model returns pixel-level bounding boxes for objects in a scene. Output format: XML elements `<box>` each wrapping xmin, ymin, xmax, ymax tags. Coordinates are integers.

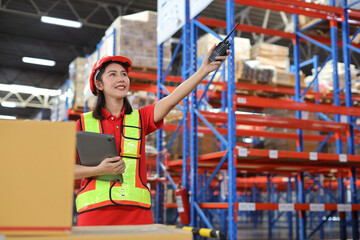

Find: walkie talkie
<box><xmin>209</xmin><ymin>22</ymin><xmax>239</xmax><ymax>62</ymax></box>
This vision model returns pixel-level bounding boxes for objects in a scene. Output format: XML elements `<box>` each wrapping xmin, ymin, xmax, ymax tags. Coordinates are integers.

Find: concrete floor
<box><xmin>236</xmin><ymin>222</ymin><xmax>342</xmax><ymax>240</ymax></box>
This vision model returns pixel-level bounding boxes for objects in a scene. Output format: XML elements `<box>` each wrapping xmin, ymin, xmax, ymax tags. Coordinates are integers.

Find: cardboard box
<box><xmin>251</xmin><ymin>42</ymin><xmax>289</xmax><ymax>58</ymax></box>
<box><xmin>0</xmin><ymin>120</ymin><xmax>76</xmax><ymax>236</ymax></box>
<box><xmin>272</xmin><ymin>70</ymin><xmax>305</xmax><ymax>87</ymax></box>
<box><xmin>7</xmin><ymin>225</ymin><xmax>192</xmax><ymax>240</ymax></box>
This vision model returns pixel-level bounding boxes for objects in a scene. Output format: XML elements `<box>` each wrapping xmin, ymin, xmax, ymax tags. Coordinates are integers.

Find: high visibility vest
<box><xmin>76</xmin><ymin>110</ymin><xmax>151</xmax><ymax>213</ymax></box>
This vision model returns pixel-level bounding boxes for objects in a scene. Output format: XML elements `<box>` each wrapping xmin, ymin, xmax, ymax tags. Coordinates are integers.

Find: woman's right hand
<box><xmin>97</xmin><ymin>156</ymin><xmax>126</xmax><ymax>175</ymax></box>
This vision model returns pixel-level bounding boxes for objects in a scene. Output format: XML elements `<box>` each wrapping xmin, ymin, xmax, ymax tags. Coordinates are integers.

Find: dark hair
<box><xmin>92</xmin><ymin>61</ymin><xmax>133</xmax><ymax>120</ymax></box>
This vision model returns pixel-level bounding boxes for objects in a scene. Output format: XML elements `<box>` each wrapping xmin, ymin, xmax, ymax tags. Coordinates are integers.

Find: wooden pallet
<box><xmin>130</xmin><ymin>65</ymin><xmax>159</xmax><ymax>84</ymax></box>
<box><xmin>131</xmin><ymin>65</ymin><xmax>158</xmax><ymax>74</ymax></box>
<box><xmin>236</xmin><ymin>77</ymin><xmax>272</xmax><ymax>85</ymax></box>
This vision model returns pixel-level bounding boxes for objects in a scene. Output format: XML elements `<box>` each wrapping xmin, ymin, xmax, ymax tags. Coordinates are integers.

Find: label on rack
<box><xmin>279</xmin><ymin>203</ymin><xmax>294</xmax><ymax>212</ymax></box>
<box><xmin>337</xmin><ymin>204</ymin><xmax>352</xmax><ymax>212</ymax></box>
<box><xmin>175</xmin><ymin>196</ymin><xmax>184</xmax><ymax>212</ymax></box>
<box><xmin>237</xmin><ymin>147</ymin><xmax>248</xmax><ymax>157</ymax></box>
<box><xmin>237</xmin><ymin>97</ymin><xmax>247</xmax><ymax>104</ymax></box>
<box><xmin>339</xmin><ymin>154</ymin><xmax>347</xmax><ymax>162</ymax></box>
<box><xmin>310</xmin><ymin>203</ymin><xmax>325</xmax><ymax>212</ymax></box>
<box><xmin>238</xmin><ymin>202</ymin><xmax>256</xmax><ymax>211</ymax></box>
<box><xmin>309</xmin><ymin>152</ymin><xmax>318</xmax><ymax>161</ymax></box>
<box><xmin>269</xmin><ymin>150</ymin><xmax>278</xmax><ymax>159</ymax></box>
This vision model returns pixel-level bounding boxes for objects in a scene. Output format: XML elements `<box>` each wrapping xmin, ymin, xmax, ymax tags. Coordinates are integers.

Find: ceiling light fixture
<box><xmin>41</xmin><ymin>16</ymin><xmax>82</xmax><ymax>28</ymax></box>
<box><xmin>22</xmin><ymin>57</ymin><xmax>56</xmax><ymax>67</ymax></box>
<box><xmin>0</xmin><ymin>115</ymin><xmax>16</xmax><ymax>120</ymax></box>
<box><xmin>1</xmin><ymin>102</ymin><xmax>17</xmax><ymax>108</ymax></box>
<box><xmin>0</xmin><ymin>83</ymin><xmax>61</xmax><ymax>96</ymax></box>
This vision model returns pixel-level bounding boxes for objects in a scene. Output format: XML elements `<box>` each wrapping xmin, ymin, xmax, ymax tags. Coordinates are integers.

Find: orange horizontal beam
<box><xmin>167</xmin><ymin>202</ymin><xmax>360</xmax><ymax>211</ymax></box>
<box><xmin>199</xmin><ymin>111</ymin><xmax>349</xmax><ymax>132</ymax></box>
<box><xmin>232</xmin><ymin>0</ymin><xmax>341</xmax><ymax>18</ymax></box>
<box><xmin>130</xmin><ymin>72</ymin><xmax>360</xmax><ymax>103</ymax></box>
<box><xmin>163</xmin><ymin>124</ymin><xmax>360</xmax><ymax>143</ymax></box>
<box><xmin>235</xmin><ymin>96</ymin><xmax>360</xmax><ymax>116</ymax></box>
<box><xmin>198</xmin><ymin>17</ymin><xmax>295</xmax><ymax>39</ymax></box>
<box><xmin>168</xmin><ymin>149</ymin><xmax>360</xmax><ymax>168</ymax></box>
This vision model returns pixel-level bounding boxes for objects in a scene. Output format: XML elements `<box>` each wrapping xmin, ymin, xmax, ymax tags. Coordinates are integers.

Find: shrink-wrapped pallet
<box><xmin>235</xmin><ymin>60</ymin><xmax>274</xmax><ymax>84</ymax></box>
<box><xmin>304</xmin><ymin>60</ymin><xmax>358</xmax><ymax>92</ymax></box>
<box><xmin>99</xmin><ymin>11</ymin><xmax>171</xmax><ymax>69</ymax></box>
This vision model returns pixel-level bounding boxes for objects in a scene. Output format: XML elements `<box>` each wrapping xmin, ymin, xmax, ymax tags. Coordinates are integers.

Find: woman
<box><xmin>75</xmin><ymin>44</ymin><xmax>228</xmax><ymax>226</ymax></box>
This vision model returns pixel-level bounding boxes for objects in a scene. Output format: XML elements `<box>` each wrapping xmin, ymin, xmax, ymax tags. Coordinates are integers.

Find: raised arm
<box><xmin>153</xmin><ymin>45</ymin><xmax>229</xmax><ymax>123</ymax></box>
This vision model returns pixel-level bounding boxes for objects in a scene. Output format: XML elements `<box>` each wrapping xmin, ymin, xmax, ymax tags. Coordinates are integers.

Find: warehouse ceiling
<box><xmin>1</xmin><ymin>0</ymin><xmax>349</xmax><ymax>120</ymax></box>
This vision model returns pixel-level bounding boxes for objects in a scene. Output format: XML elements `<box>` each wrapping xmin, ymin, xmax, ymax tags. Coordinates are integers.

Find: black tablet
<box><xmin>76</xmin><ymin>131</ymin><xmax>123</xmax><ymax>183</ymax></box>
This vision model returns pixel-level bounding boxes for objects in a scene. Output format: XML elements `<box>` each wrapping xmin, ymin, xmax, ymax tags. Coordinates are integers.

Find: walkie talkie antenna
<box><xmin>223</xmin><ymin>22</ymin><xmax>239</xmax><ymax>42</ymax></box>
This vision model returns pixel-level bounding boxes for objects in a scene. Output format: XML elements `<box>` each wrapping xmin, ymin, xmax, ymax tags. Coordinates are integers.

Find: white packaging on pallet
<box><xmin>304</xmin><ymin>0</ymin><xmax>360</xmax><ymax>9</ymax></box>
<box><xmin>304</xmin><ymin>60</ymin><xmax>358</xmax><ymax>92</ymax></box>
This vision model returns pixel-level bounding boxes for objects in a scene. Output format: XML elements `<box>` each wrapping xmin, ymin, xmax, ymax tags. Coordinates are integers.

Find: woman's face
<box><xmin>96</xmin><ymin>63</ymin><xmax>130</xmax><ymax>100</ymax></box>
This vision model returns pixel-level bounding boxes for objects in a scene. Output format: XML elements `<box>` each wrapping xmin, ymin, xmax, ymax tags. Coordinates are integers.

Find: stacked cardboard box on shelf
<box><xmin>251</xmin><ymin>42</ymin><xmax>295</xmax><ymax>86</ymax></box>
<box><xmin>235</xmin><ymin>42</ymin><xmax>299</xmax><ymax>86</ymax></box>
<box><xmin>50</xmin><ymin>82</ymin><xmax>74</xmax><ymax>121</ymax></box>
<box><xmin>250</xmin><ymin>42</ymin><xmax>289</xmax><ymax>71</ymax></box>
<box><xmin>84</xmin><ymin>50</ymin><xmax>98</xmax><ymax>110</ymax></box>
<box><xmin>99</xmin><ymin>11</ymin><xmax>172</xmax><ymax>69</ymax></box>
<box><xmin>69</xmin><ymin>57</ymin><xmax>86</xmax><ymax>110</ymax></box>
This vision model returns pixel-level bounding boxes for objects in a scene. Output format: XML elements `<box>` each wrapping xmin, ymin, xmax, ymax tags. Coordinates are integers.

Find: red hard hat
<box><xmin>89</xmin><ymin>55</ymin><xmax>132</xmax><ymax>96</ymax></box>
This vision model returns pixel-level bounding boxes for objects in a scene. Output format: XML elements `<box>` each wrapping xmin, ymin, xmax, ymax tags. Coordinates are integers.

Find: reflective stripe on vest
<box><xmin>76</xmin><ymin>110</ymin><xmax>151</xmax><ymax>213</ymax></box>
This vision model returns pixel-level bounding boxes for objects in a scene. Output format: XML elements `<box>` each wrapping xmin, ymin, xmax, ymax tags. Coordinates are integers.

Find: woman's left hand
<box><xmin>200</xmin><ymin>44</ymin><xmax>230</xmax><ymax>74</ymax></box>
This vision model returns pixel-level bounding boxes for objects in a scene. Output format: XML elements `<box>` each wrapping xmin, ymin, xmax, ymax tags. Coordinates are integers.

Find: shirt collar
<box><xmin>101</xmin><ymin>105</ymin><xmax>125</xmax><ymax>119</ymax></box>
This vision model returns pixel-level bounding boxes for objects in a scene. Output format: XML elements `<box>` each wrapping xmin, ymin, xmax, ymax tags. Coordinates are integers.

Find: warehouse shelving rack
<box><xmin>156</xmin><ymin>0</ymin><xmax>360</xmax><ymax>240</ymax></box>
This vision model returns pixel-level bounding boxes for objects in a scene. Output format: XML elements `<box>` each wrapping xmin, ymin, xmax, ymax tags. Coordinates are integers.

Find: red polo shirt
<box><xmin>76</xmin><ymin>103</ymin><xmax>163</xmax><ymax>226</ymax></box>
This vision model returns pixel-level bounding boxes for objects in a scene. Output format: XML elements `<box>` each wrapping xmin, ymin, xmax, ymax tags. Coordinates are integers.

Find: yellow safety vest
<box><xmin>76</xmin><ymin>110</ymin><xmax>151</xmax><ymax>213</ymax></box>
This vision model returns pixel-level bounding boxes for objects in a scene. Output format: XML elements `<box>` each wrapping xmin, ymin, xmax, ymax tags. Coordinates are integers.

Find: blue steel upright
<box><xmin>293</xmin><ymin>14</ymin><xmax>303</xmax><ymax>153</ymax></box>
<box><xmin>293</xmin><ymin>13</ymin><xmax>306</xmax><ymax>240</ymax></box>
<box><xmin>156</xmin><ymin>43</ymin><xmax>164</xmax><ymax>223</ymax></box>
<box><xmin>350</xmin><ymin>166</ymin><xmax>359</xmax><ymax>239</ymax></box>
<box><xmin>329</xmin><ymin>0</ymin><xmax>346</xmax><ymax>237</ymax></box>
<box><xmin>338</xmin><ymin>173</ymin><xmax>347</xmax><ymax>240</ymax></box>
<box><xmin>298</xmin><ymin>172</ymin><xmax>306</xmax><ymax>240</ymax></box>
<box><xmin>287</xmin><ymin>177</ymin><xmax>293</xmax><ymax>239</ymax></box>
<box><xmin>189</xmin><ymin>13</ymin><xmax>199</xmax><ymax>228</ymax></box>
<box><xmin>329</xmin><ymin>19</ymin><xmax>343</xmax><ymax>156</ymax></box>
<box><xmin>182</xmin><ymin>0</ymin><xmax>190</xmax><ymax>192</ymax></box>
<box><xmin>226</xmin><ymin>0</ymin><xmax>237</xmax><ymax>239</ymax></box>
<box><xmin>341</xmin><ymin>1</ymin><xmax>358</xmax><ymax>238</ymax></box>
<box><xmin>341</xmin><ymin>0</ymin><xmax>355</xmax><ymax>155</ymax></box>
